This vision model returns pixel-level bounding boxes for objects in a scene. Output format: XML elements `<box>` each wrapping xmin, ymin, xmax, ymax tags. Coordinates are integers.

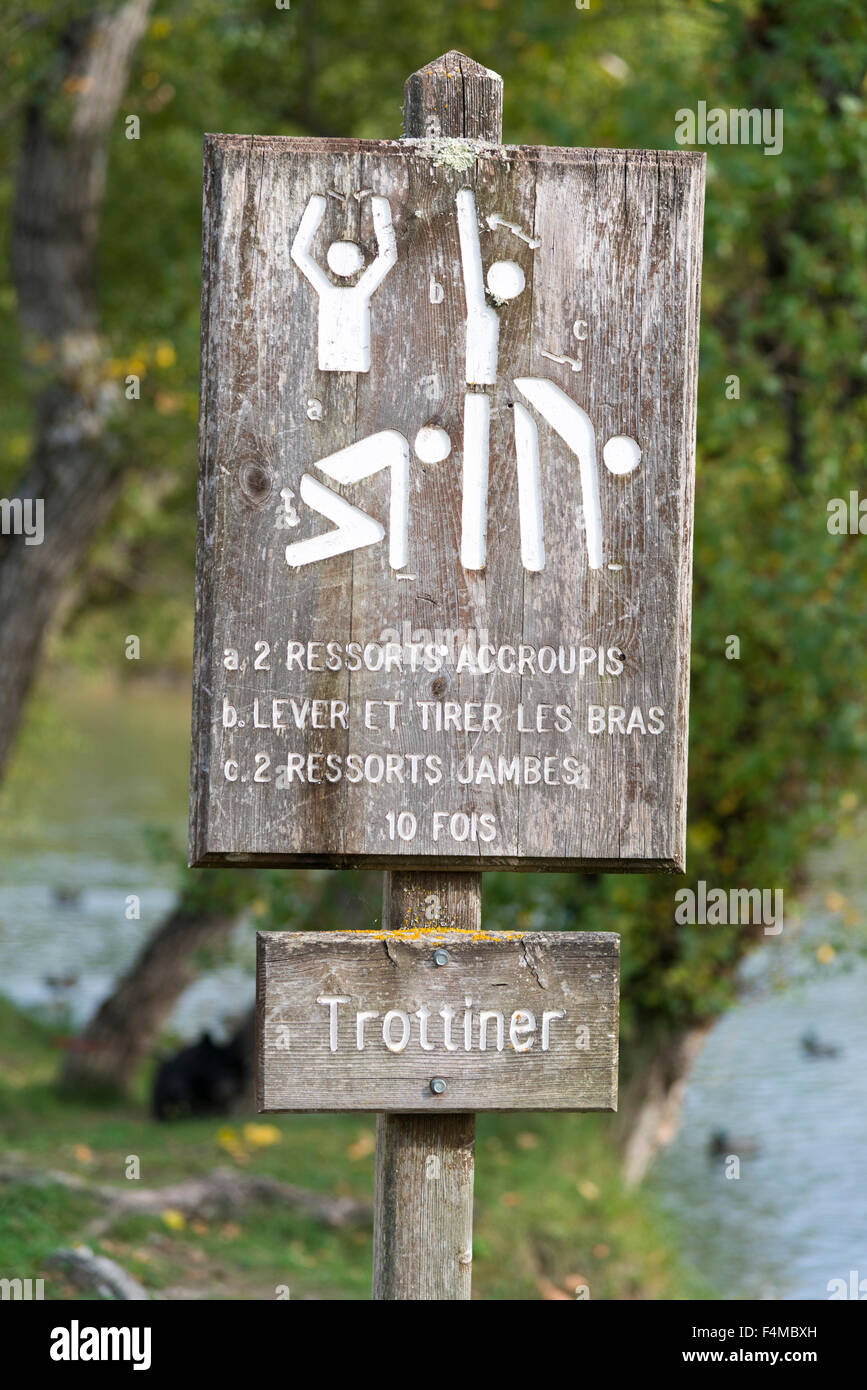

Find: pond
<box><xmin>0</xmin><ymin>680</ymin><xmax>254</xmax><ymax>1038</ymax></box>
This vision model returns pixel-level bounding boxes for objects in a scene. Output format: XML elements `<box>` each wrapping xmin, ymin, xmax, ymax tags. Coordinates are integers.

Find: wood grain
<box><xmin>403</xmin><ymin>49</ymin><xmax>502</xmax><ymax>142</ymax></box>
<box><xmin>257</xmin><ymin>929</ymin><xmax>619</xmax><ymax>1113</ymax></box>
<box><xmin>191</xmin><ymin>71</ymin><xmax>704</xmax><ymax>876</ymax></box>
<box><xmin>372</xmin><ymin>1112</ymin><xmax>475</xmax><ymax>1300</ymax></box>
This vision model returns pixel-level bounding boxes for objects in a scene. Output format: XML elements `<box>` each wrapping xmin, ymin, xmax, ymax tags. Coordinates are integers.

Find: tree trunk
<box><xmin>0</xmin><ymin>0</ymin><xmax>153</xmax><ymax>780</ymax></box>
<box><xmin>59</xmin><ymin>901</ymin><xmax>239</xmax><ymax>1098</ymax></box>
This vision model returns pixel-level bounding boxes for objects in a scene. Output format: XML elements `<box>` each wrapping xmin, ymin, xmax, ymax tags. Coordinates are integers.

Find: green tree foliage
<box><xmin>1</xmin><ymin>0</ymin><xmax>865</xmax><ymax>1059</ymax></box>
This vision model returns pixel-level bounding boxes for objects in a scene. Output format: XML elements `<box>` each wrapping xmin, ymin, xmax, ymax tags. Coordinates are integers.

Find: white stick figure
<box><xmin>455</xmin><ymin>187</ymin><xmax>526</xmax><ymax>386</ymax></box>
<box><xmin>291</xmin><ymin>194</ymin><xmax>397</xmax><ymax>373</ymax></box>
<box><xmin>454</xmin><ymin>187</ymin><xmax>527</xmax><ymax>568</ymax></box>
<box><xmin>285</xmin><ymin>430</ymin><xmax>409</xmax><ymax>570</ymax></box>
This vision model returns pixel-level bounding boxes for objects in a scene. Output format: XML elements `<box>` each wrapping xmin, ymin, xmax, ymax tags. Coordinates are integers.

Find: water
<box><xmin>653</xmin><ymin>963</ymin><xmax>867</xmax><ymax>1299</ymax></box>
<box><xmin>0</xmin><ymin>680</ymin><xmax>254</xmax><ymax>1037</ymax></box>
<box><xmin>653</xmin><ymin>831</ymin><xmax>867</xmax><ymax>1300</ymax></box>
<box><xmin>1</xmin><ymin>681</ymin><xmax>864</xmax><ymax>1297</ymax></box>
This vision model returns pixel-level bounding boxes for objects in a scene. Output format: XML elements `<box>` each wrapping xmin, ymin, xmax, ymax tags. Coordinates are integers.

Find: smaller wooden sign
<box><xmin>257</xmin><ymin>930</ymin><xmax>619</xmax><ymax>1113</ymax></box>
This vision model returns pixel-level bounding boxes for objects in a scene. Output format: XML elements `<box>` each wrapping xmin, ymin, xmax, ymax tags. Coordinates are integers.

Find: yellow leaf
<box><xmin>161</xmin><ymin>1208</ymin><xmax>186</xmax><ymax>1231</ymax></box>
<box><xmin>154</xmin><ymin>342</ymin><xmax>176</xmax><ymax>368</ymax></box>
<box><xmin>63</xmin><ymin>75</ymin><xmax>94</xmax><ymax>96</ymax></box>
<box><xmin>578</xmin><ymin>1179</ymin><xmax>599</xmax><ymax>1201</ymax></box>
<box><xmin>242</xmin><ymin>1123</ymin><xmax>281</xmax><ymax>1147</ymax></box>
<box><xmin>6</xmin><ymin>435</ymin><xmax>30</xmax><ymax>463</ymax></box>
<box><xmin>816</xmin><ymin>943</ymin><xmax>836</xmax><ymax>965</ymax></box>
<box><xmin>28</xmin><ymin>342</ymin><xmax>54</xmax><ymax>366</ymax></box>
<box><xmin>346</xmin><ymin>1130</ymin><xmax>376</xmax><ymax>1161</ymax></box>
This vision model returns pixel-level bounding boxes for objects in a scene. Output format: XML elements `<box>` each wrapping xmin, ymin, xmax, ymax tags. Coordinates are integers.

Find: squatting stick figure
<box><xmin>291</xmin><ymin>194</ymin><xmax>397</xmax><ymax>373</ymax></box>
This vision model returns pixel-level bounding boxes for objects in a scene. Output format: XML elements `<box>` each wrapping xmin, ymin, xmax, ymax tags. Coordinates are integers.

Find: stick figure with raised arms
<box><xmin>291</xmin><ymin>194</ymin><xmax>397</xmax><ymax>373</ymax></box>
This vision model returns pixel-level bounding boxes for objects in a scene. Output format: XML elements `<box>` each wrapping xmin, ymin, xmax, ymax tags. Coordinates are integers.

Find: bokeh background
<box><xmin>0</xmin><ymin>0</ymin><xmax>865</xmax><ymax>1300</ymax></box>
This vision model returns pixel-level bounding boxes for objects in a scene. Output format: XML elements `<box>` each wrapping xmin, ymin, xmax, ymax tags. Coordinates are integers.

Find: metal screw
<box><xmin>430</xmin><ymin>1077</ymin><xmax>447</xmax><ymax>1095</ymax></box>
<box><xmin>433</xmin><ymin>948</ymin><xmax>450</xmax><ymax>966</ymax></box>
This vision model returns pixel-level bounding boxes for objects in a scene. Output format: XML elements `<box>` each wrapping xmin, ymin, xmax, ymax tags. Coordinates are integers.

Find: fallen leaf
<box><xmin>346</xmin><ymin>1130</ymin><xmax>376</xmax><ymax>1161</ymax></box>
<box><xmin>243</xmin><ymin>1123</ymin><xmax>281</xmax><ymax>1147</ymax></box>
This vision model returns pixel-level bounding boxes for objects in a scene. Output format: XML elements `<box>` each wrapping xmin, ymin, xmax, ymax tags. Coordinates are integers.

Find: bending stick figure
<box><xmin>291</xmin><ymin>194</ymin><xmax>397</xmax><ymax>373</ymax></box>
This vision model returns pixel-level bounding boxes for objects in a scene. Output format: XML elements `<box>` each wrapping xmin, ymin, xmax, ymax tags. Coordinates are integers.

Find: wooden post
<box><xmin>372</xmin><ymin>870</ymin><xmax>481</xmax><ymax>1299</ymax></box>
<box><xmin>371</xmin><ymin>53</ymin><xmax>501</xmax><ymax>1301</ymax></box>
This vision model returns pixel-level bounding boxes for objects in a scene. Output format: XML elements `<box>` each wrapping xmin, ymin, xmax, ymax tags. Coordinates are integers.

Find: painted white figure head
<box><xmin>326</xmin><ymin>240</ymin><xmax>365</xmax><ymax>277</ymax></box>
<box><xmin>414</xmin><ymin>426</ymin><xmax>452</xmax><ymax>463</ymax></box>
<box><xmin>602</xmin><ymin>435</ymin><xmax>642</xmax><ymax>475</ymax></box>
<box><xmin>486</xmin><ymin>260</ymin><xmax>526</xmax><ymax>301</ymax></box>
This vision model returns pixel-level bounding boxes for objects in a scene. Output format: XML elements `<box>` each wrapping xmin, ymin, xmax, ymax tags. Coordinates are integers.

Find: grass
<box><xmin>0</xmin><ymin>998</ymin><xmax>713</xmax><ymax>1300</ymax></box>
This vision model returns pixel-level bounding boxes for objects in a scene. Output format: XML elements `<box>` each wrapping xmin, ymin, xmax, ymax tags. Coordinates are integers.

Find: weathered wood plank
<box><xmin>191</xmin><ymin>134</ymin><xmax>703</xmax><ymax>872</ymax></box>
<box><xmin>257</xmin><ymin>929</ymin><xmax>620</xmax><ymax>1113</ymax></box>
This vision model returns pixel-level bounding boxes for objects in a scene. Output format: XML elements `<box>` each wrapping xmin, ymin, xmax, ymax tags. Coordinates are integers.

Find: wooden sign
<box><xmin>191</xmin><ymin>135</ymin><xmax>705</xmax><ymax>871</ymax></box>
<box><xmin>257</xmin><ymin>929</ymin><xmax>619</xmax><ymax>1112</ymax></box>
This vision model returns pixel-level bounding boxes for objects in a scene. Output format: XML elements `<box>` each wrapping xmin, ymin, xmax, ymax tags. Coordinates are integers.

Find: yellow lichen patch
<box><xmin>339</xmin><ymin>927</ymin><xmax>528</xmax><ymax>942</ymax></box>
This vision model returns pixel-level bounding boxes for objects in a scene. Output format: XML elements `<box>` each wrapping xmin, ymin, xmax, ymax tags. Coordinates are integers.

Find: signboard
<box><xmin>191</xmin><ymin>135</ymin><xmax>704</xmax><ymax>871</ymax></box>
<box><xmin>257</xmin><ymin>930</ymin><xmax>619</xmax><ymax>1112</ymax></box>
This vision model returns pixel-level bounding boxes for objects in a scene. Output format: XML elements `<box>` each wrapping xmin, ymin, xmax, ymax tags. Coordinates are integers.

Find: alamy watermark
<box><xmin>0</xmin><ymin>497</ymin><xmax>43</xmax><ymax>545</ymax></box>
<box><xmin>0</xmin><ymin>1276</ymin><xmax>44</xmax><ymax>1300</ymax></box>
<box><xmin>827</xmin><ymin>1271</ymin><xmax>867</xmax><ymax>1299</ymax></box>
<box><xmin>827</xmin><ymin>491</ymin><xmax>867</xmax><ymax>535</ymax></box>
<box><xmin>50</xmin><ymin>1321</ymin><xmax>151</xmax><ymax>1370</ymax></box>
<box><xmin>675</xmin><ymin>881</ymin><xmax>783</xmax><ymax>935</ymax></box>
<box><xmin>675</xmin><ymin>101</ymin><xmax>783</xmax><ymax>156</ymax></box>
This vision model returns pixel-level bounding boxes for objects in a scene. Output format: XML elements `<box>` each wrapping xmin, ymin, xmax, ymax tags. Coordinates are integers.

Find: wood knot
<box><xmin>237</xmin><ymin>458</ymin><xmax>274</xmax><ymax>506</ymax></box>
